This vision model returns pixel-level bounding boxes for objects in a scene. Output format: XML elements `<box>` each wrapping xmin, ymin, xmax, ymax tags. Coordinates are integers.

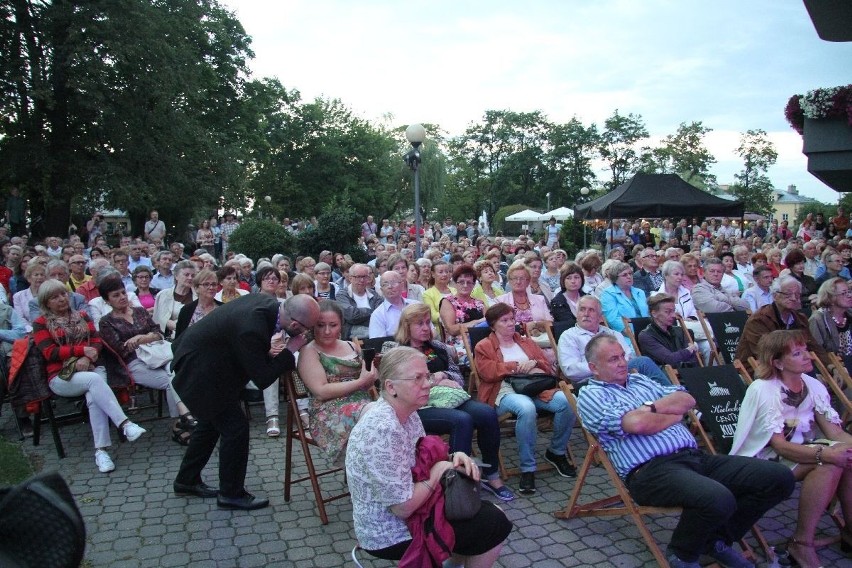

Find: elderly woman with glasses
<box><xmin>346</xmin><ymin>346</ymin><xmax>511</xmax><ymax>566</ymax></box>
<box><xmin>131</xmin><ymin>265</ymin><xmax>160</xmax><ymax>314</ymax></box>
<box><xmin>809</xmin><ymin>277</ymin><xmax>852</xmax><ymax>365</ymax></box>
<box><xmin>439</xmin><ymin>264</ymin><xmax>485</xmax><ymax>364</ymax></box>
<box><xmin>494</xmin><ymin>261</ymin><xmax>552</xmax><ymax>327</ymax></box>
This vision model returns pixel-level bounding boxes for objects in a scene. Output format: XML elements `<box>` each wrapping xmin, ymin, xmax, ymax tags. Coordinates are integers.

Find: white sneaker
<box><xmin>122</xmin><ymin>421</ymin><xmax>146</xmax><ymax>442</ymax></box>
<box><xmin>95</xmin><ymin>449</ymin><xmax>115</xmax><ymax>473</ymax></box>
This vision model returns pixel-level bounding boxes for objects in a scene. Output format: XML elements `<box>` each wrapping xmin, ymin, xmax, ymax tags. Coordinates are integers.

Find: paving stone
<box><xmin>2</xmin><ymin>405</ymin><xmax>819</xmax><ymax>567</ymax></box>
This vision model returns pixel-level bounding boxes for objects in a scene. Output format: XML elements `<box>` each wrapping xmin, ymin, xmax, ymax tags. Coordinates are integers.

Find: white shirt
<box><xmin>741</xmin><ymin>286</ymin><xmax>773</xmax><ymax>313</ymax></box>
<box><xmin>368</xmin><ymin>298</ymin><xmax>418</xmax><ymax>338</ymax></box>
<box><xmin>557</xmin><ymin>325</ymin><xmax>635</xmax><ymax>382</ymax></box>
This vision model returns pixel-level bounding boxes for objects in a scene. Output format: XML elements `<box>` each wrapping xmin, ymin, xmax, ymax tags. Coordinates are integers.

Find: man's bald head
<box><xmin>280</xmin><ymin>294</ymin><xmax>320</xmax><ymax>335</ymax></box>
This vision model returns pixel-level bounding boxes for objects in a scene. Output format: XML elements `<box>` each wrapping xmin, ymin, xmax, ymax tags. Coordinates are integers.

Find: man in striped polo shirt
<box><xmin>577</xmin><ymin>334</ymin><xmax>793</xmax><ymax>568</ymax></box>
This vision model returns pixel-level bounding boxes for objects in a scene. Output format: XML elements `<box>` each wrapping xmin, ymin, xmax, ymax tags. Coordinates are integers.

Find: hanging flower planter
<box><xmin>786</xmin><ymin>85</ymin><xmax>852</xmax><ymax>192</ymax></box>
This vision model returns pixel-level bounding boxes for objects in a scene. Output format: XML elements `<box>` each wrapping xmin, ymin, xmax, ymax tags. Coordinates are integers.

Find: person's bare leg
<box><xmin>790</xmin><ymin>464</ymin><xmax>843</xmax><ymax>567</ymax></box>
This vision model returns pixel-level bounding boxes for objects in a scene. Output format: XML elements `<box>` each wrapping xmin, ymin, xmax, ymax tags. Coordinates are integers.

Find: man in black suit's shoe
<box><xmin>217</xmin><ymin>491</ymin><xmax>269</xmax><ymax>510</ymax></box>
<box><xmin>173</xmin><ymin>481</ymin><xmax>218</xmax><ymax>498</ymax></box>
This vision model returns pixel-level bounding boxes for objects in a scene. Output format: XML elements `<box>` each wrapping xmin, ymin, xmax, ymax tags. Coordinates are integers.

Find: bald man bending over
<box><xmin>172</xmin><ymin>294</ymin><xmax>319</xmax><ymax>510</ymax></box>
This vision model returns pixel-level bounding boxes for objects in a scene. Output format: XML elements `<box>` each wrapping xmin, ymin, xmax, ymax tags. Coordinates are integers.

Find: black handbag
<box><xmin>440</xmin><ymin>468</ymin><xmax>482</xmax><ymax>521</ymax></box>
<box><xmin>507</xmin><ymin>373</ymin><xmax>559</xmax><ymax>397</ymax></box>
<box><xmin>0</xmin><ymin>472</ymin><xmax>86</xmax><ymax>568</ymax></box>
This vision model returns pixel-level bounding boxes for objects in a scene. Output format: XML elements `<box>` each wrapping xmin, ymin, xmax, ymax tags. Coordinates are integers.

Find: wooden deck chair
<box><xmin>665</xmin><ymin>365</ymin><xmax>774</xmax><ymax>563</ymax></box>
<box><xmin>810</xmin><ymin>352</ymin><xmax>852</xmax><ymax>424</ymax></box>
<box><xmin>554</xmin><ymin>382</ymin><xmax>682</xmax><ymax>568</ymax></box>
<box><xmin>549</xmin><ymin>320</ymin><xmax>574</xmax><ymax>381</ymax></box>
<box><xmin>461</xmin><ymin>327</ymin><xmax>559</xmax><ymax>479</ymax></box>
<box><xmin>621</xmin><ymin>316</ymin><xmax>652</xmax><ymax>356</ymax></box>
<box><xmin>698</xmin><ymin>310</ymin><xmax>750</xmax><ymax>366</ymax></box>
<box><xmin>283</xmin><ymin>370</ymin><xmax>351</xmax><ymax>525</ymax></box>
<box><xmin>675</xmin><ymin>314</ymin><xmax>705</xmax><ymax>367</ymax></box>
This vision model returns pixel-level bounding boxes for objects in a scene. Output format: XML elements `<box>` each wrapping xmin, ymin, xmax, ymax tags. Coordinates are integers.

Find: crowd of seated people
<box><xmin>6</xmin><ymin>210</ymin><xmax>852</xmax><ymax>565</ymax></box>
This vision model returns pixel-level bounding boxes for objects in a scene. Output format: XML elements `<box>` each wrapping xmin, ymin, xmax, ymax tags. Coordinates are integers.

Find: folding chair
<box><xmin>621</xmin><ymin>316</ymin><xmax>651</xmax><ymax>356</ymax></box>
<box><xmin>553</xmin><ymin>382</ymin><xmax>682</xmax><ymax>567</ymax></box>
<box><xmin>674</xmin><ymin>314</ymin><xmax>704</xmax><ymax>367</ymax></box>
<box><xmin>283</xmin><ymin>370</ymin><xmax>351</xmax><ymax>525</ymax></box>
<box><xmin>665</xmin><ymin>364</ymin><xmax>775</xmax><ymax>562</ymax></box>
<box><xmin>810</xmin><ymin>352</ymin><xmax>852</xmax><ymax>423</ymax></box>
<box><xmin>698</xmin><ymin>310</ymin><xmax>749</xmax><ymax>365</ymax></box>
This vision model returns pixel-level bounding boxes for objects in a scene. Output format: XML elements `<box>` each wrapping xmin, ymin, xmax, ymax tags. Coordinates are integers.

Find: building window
<box><xmin>782</xmin><ymin>213</ymin><xmax>789</xmax><ymax>221</ymax></box>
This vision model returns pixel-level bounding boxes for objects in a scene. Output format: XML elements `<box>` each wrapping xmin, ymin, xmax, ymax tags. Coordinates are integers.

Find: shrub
<box><xmin>297</xmin><ymin>200</ymin><xmax>362</xmax><ymax>258</ymax></box>
<box><xmin>228</xmin><ymin>219</ymin><xmax>295</xmax><ymax>261</ymax></box>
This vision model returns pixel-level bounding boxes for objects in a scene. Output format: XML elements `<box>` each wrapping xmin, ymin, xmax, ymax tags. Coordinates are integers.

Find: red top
<box><xmin>33</xmin><ymin>312</ymin><xmax>102</xmax><ymax>379</ymax></box>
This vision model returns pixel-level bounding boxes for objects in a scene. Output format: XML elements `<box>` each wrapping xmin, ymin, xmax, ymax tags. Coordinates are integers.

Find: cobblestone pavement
<box><xmin>2</xmin><ymin>400</ymin><xmax>846</xmax><ymax>568</ymax></box>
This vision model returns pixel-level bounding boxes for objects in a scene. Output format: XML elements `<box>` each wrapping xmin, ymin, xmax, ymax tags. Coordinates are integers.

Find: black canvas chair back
<box><xmin>675</xmin><ymin>365</ymin><xmax>747</xmax><ymax>454</ymax></box>
<box><xmin>468</xmin><ymin>326</ymin><xmax>492</xmax><ymax>351</ymax></box>
<box><xmin>703</xmin><ymin>311</ymin><xmax>748</xmax><ymax>365</ymax></box>
<box><xmin>551</xmin><ymin>320</ymin><xmax>573</xmax><ymax>342</ymax></box>
<box><xmin>359</xmin><ymin>335</ymin><xmax>393</xmax><ymax>353</ymax></box>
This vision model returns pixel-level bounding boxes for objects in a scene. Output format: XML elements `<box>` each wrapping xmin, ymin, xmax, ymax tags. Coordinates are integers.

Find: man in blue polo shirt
<box><xmin>577</xmin><ymin>334</ymin><xmax>793</xmax><ymax>568</ymax></box>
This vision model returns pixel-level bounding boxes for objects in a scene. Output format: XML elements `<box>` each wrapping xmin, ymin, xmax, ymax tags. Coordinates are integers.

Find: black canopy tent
<box><xmin>574</xmin><ymin>173</ymin><xmax>745</xmax><ymax>220</ymax></box>
<box><xmin>573</xmin><ymin>173</ymin><xmax>745</xmax><ymax>251</ymax></box>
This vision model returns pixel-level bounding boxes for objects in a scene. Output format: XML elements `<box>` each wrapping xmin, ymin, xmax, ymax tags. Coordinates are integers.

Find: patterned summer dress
<box><xmin>308</xmin><ymin>346</ymin><xmax>372</xmax><ymax>465</ymax></box>
<box><xmin>442</xmin><ymin>295</ymin><xmax>484</xmax><ymax>365</ymax></box>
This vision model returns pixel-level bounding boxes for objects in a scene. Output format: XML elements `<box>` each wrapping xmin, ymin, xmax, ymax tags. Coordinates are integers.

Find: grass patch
<box><xmin>0</xmin><ymin>436</ymin><xmax>34</xmax><ymax>486</ymax></box>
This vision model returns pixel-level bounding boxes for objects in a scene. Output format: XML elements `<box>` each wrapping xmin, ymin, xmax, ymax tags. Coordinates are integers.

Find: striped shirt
<box><xmin>577</xmin><ymin>374</ymin><xmax>696</xmax><ymax>478</ymax></box>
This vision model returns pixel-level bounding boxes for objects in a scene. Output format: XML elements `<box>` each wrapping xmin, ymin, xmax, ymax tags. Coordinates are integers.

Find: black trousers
<box><xmin>175</xmin><ymin>401</ymin><xmax>249</xmax><ymax>498</ymax></box>
<box><xmin>626</xmin><ymin>449</ymin><xmax>794</xmax><ymax>562</ymax></box>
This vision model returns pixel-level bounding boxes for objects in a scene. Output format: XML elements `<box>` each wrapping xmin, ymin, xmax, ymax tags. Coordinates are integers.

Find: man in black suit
<box><xmin>172</xmin><ymin>294</ymin><xmax>319</xmax><ymax>510</ymax></box>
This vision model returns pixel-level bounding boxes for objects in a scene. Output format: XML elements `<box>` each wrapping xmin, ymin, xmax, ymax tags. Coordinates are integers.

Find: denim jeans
<box><xmin>418</xmin><ymin>399</ymin><xmax>501</xmax><ymax>479</ymax></box>
<box><xmin>496</xmin><ymin>389</ymin><xmax>574</xmax><ymax>472</ymax></box>
<box><xmin>628</xmin><ymin>356</ymin><xmax>671</xmax><ymax>386</ymax></box>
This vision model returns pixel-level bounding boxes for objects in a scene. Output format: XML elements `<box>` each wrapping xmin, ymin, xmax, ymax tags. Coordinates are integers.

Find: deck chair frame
<box><xmin>554</xmin><ymin>382</ymin><xmax>682</xmax><ymax>568</ymax></box>
<box><xmin>283</xmin><ymin>370</ymin><xmax>350</xmax><ymax>525</ymax></box>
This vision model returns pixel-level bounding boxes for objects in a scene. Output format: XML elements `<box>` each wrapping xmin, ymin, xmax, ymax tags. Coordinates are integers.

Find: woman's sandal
<box><xmin>171</xmin><ymin>422</ymin><xmax>192</xmax><ymax>446</ymax></box>
<box><xmin>781</xmin><ymin>537</ymin><xmax>823</xmax><ymax>568</ymax></box>
<box><xmin>179</xmin><ymin>413</ymin><xmax>198</xmax><ymax>430</ymax></box>
<box><xmin>266</xmin><ymin>417</ymin><xmax>280</xmax><ymax>437</ymax></box>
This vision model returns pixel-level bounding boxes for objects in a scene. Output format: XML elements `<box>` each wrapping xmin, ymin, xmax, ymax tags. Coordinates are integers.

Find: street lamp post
<box><xmin>546</xmin><ymin>192</ymin><xmax>551</xmax><ymax>212</ymax></box>
<box><xmin>404</xmin><ymin>124</ymin><xmax>426</xmax><ymax>259</ymax></box>
<box><xmin>580</xmin><ymin>187</ymin><xmax>590</xmax><ymax>249</ymax></box>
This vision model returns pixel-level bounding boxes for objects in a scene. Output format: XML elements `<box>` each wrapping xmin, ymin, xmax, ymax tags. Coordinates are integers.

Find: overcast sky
<box><xmin>221</xmin><ymin>0</ymin><xmax>852</xmax><ymax>204</ymax></box>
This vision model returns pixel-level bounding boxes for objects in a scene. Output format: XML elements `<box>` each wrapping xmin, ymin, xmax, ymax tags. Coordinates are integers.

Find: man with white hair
<box><xmin>802</xmin><ymin>241</ymin><xmax>821</xmax><ymax>277</ymax></box>
<box><xmin>558</xmin><ymin>295</ymin><xmax>671</xmax><ymax>387</ymax></box>
<box><xmin>368</xmin><ymin>271</ymin><xmax>418</xmax><ymax>338</ymax></box>
<box><xmin>336</xmin><ymin>263</ymin><xmax>382</xmax><ymax>340</ymax></box>
<box><xmin>734</xmin><ymin>274</ymin><xmax>829</xmax><ymax>366</ymax></box>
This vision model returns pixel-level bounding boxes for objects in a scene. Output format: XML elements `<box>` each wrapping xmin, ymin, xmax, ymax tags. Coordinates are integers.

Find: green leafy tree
<box><xmin>541</xmin><ymin>117</ymin><xmax>599</xmax><ymax>207</ymax></box>
<box><xmin>639</xmin><ymin>122</ymin><xmax>717</xmax><ymax>189</ymax></box>
<box><xmin>0</xmin><ymin>0</ymin><xmax>256</xmax><ymax>236</ymax></box>
<box><xmin>228</xmin><ymin>219</ymin><xmax>294</xmax><ymax>261</ymax></box>
<box><xmin>598</xmin><ymin>110</ymin><xmax>649</xmax><ymax>190</ymax></box>
<box><xmin>730</xmin><ymin>129</ymin><xmax>778</xmax><ymax>216</ymax></box>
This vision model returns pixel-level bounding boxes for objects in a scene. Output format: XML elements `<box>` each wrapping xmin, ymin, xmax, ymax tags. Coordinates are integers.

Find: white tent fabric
<box><xmin>505</xmin><ymin>209</ymin><xmax>544</xmax><ymax>222</ymax></box>
<box><xmin>542</xmin><ymin>207</ymin><xmax>573</xmax><ymax>221</ymax></box>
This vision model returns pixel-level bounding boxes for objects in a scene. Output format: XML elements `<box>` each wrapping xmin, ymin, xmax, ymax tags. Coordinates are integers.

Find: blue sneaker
<box><xmin>706</xmin><ymin>540</ymin><xmax>754</xmax><ymax>568</ymax></box>
<box><xmin>480</xmin><ymin>480</ymin><xmax>515</xmax><ymax>501</ymax></box>
<box><xmin>665</xmin><ymin>553</ymin><xmax>700</xmax><ymax>568</ymax></box>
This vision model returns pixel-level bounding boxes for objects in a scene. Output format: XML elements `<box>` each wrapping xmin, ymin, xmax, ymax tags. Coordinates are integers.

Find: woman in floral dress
<box><xmin>297</xmin><ymin>300</ymin><xmax>377</xmax><ymax>464</ymax></box>
<box><xmin>439</xmin><ymin>264</ymin><xmax>485</xmax><ymax>365</ymax></box>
